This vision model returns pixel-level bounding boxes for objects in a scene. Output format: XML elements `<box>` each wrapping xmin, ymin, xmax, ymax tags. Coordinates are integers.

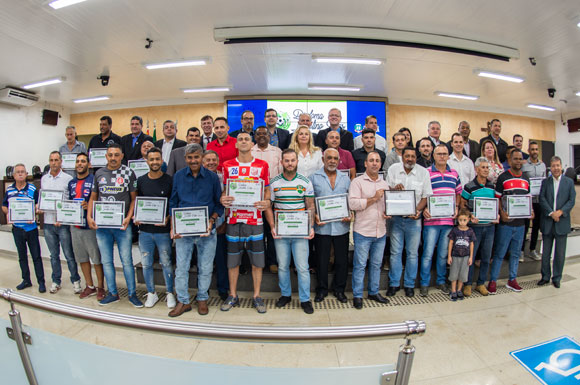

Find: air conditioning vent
<box><xmin>0</xmin><ymin>87</ymin><xmax>39</xmax><ymax>106</ymax></box>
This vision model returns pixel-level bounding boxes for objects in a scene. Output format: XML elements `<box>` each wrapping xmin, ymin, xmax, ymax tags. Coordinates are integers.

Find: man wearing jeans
<box><xmin>87</xmin><ymin>144</ymin><xmax>142</xmax><ymax>307</ymax></box>
<box><xmin>386</xmin><ymin>147</ymin><xmax>432</xmax><ymax>297</ymax></box>
<box><xmin>488</xmin><ymin>149</ymin><xmax>531</xmax><ymax>294</ymax></box>
<box><xmin>169</xmin><ymin>143</ymin><xmax>223</xmax><ymax>317</ymax></box>
<box><xmin>136</xmin><ymin>147</ymin><xmax>175</xmax><ymax>309</ymax></box>
<box><xmin>349</xmin><ymin>151</ymin><xmax>390</xmax><ymax>309</ymax></box>
<box><xmin>460</xmin><ymin>157</ymin><xmax>498</xmax><ymax>296</ymax></box>
<box><xmin>40</xmin><ymin>151</ymin><xmax>81</xmax><ymax>294</ymax></box>
<box><xmin>265</xmin><ymin>149</ymin><xmax>315</xmax><ymax>314</ymax></box>
<box><xmin>420</xmin><ymin>144</ymin><xmax>462</xmax><ymax>296</ymax></box>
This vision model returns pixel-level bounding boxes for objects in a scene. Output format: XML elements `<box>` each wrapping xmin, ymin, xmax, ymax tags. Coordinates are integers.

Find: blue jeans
<box><xmin>96</xmin><ymin>224</ymin><xmax>136</xmax><ymax>296</ymax></box>
<box><xmin>420</xmin><ymin>225</ymin><xmax>452</xmax><ymax>286</ymax></box>
<box><xmin>138</xmin><ymin>231</ymin><xmax>174</xmax><ymax>294</ymax></box>
<box><xmin>467</xmin><ymin>225</ymin><xmax>495</xmax><ymax>285</ymax></box>
<box><xmin>274</xmin><ymin>238</ymin><xmax>310</xmax><ymax>302</ymax></box>
<box><xmin>389</xmin><ymin>217</ymin><xmax>421</xmax><ymax>288</ymax></box>
<box><xmin>490</xmin><ymin>224</ymin><xmax>524</xmax><ymax>281</ymax></box>
<box><xmin>352</xmin><ymin>232</ymin><xmax>386</xmax><ymax>298</ymax></box>
<box><xmin>44</xmin><ymin>224</ymin><xmax>80</xmax><ymax>285</ymax></box>
<box><xmin>175</xmin><ymin>232</ymin><xmax>217</xmax><ymax>304</ymax></box>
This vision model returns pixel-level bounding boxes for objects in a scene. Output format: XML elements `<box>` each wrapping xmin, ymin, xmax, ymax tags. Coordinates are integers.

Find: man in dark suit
<box><xmin>154</xmin><ymin>119</ymin><xmax>186</xmax><ymax>165</ymax></box>
<box><xmin>479</xmin><ymin>118</ymin><xmax>508</xmax><ymax>163</ymax></box>
<box><xmin>538</xmin><ymin>156</ymin><xmax>576</xmax><ymax>288</ymax></box>
<box><xmin>446</xmin><ymin>121</ymin><xmax>480</xmax><ymax>162</ymax></box>
<box><xmin>314</xmin><ymin>108</ymin><xmax>354</xmax><ymax>151</ymax></box>
<box><xmin>415</xmin><ymin>120</ymin><xmax>443</xmax><ymax>151</ymax></box>
<box><xmin>166</xmin><ymin>127</ymin><xmax>201</xmax><ymax>176</ymax></box>
<box><xmin>264</xmin><ymin>109</ymin><xmax>291</xmax><ymax>150</ymax></box>
<box><xmin>230</xmin><ymin>110</ymin><xmax>255</xmax><ymax>141</ymax></box>
<box><xmin>120</xmin><ymin>116</ymin><xmax>153</xmax><ymax>164</ymax></box>
<box><xmin>200</xmin><ymin>115</ymin><xmax>216</xmax><ymax>149</ymax></box>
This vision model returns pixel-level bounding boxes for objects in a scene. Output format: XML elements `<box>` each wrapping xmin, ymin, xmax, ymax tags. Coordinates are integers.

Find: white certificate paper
<box><xmin>128</xmin><ymin>160</ymin><xmax>150</xmax><ymax>179</ymax></box>
<box><xmin>276</xmin><ymin>211</ymin><xmax>310</xmax><ymax>238</ymax></box>
<box><xmin>172</xmin><ymin>207</ymin><xmax>208</xmax><ymax>236</ymax></box>
<box><xmin>61</xmin><ymin>153</ymin><xmax>78</xmax><ymax>170</ymax></box>
<box><xmin>428</xmin><ymin>194</ymin><xmax>455</xmax><ymax>218</ymax></box>
<box><xmin>8</xmin><ymin>199</ymin><xmax>35</xmax><ymax>223</ymax></box>
<box><xmin>505</xmin><ymin>195</ymin><xmax>532</xmax><ymax>218</ymax></box>
<box><xmin>316</xmin><ymin>194</ymin><xmax>349</xmax><ymax>223</ymax></box>
<box><xmin>56</xmin><ymin>200</ymin><xmax>84</xmax><ymax>226</ymax></box>
<box><xmin>93</xmin><ymin>201</ymin><xmax>125</xmax><ymax>228</ymax></box>
<box><xmin>529</xmin><ymin>177</ymin><xmax>544</xmax><ymax>196</ymax></box>
<box><xmin>89</xmin><ymin>149</ymin><xmax>107</xmax><ymax>167</ymax></box>
<box><xmin>226</xmin><ymin>178</ymin><xmax>263</xmax><ymax>208</ymax></box>
<box><xmin>384</xmin><ymin>190</ymin><xmax>416</xmax><ymax>216</ymax></box>
<box><xmin>39</xmin><ymin>189</ymin><xmax>64</xmax><ymax>211</ymax></box>
<box><xmin>134</xmin><ymin>197</ymin><xmax>167</xmax><ymax>225</ymax></box>
<box><xmin>473</xmin><ymin>198</ymin><xmax>498</xmax><ymax>221</ymax></box>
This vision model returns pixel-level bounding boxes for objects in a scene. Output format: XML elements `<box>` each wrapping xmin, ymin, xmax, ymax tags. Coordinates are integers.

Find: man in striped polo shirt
<box><xmin>488</xmin><ymin>149</ymin><xmax>532</xmax><ymax>294</ymax></box>
<box><xmin>265</xmin><ymin>149</ymin><xmax>315</xmax><ymax>314</ymax></box>
<box><xmin>460</xmin><ymin>157</ymin><xmax>499</xmax><ymax>296</ymax></box>
<box><xmin>420</xmin><ymin>144</ymin><xmax>462</xmax><ymax>297</ymax></box>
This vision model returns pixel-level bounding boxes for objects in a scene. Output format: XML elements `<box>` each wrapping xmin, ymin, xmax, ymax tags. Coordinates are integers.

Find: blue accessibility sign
<box><xmin>511</xmin><ymin>336</ymin><xmax>580</xmax><ymax>384</ymax></box>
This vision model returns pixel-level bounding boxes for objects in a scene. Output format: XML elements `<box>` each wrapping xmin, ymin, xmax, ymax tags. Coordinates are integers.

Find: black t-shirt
<box><xmin>448</xmin><ymin>227</ymin><xmax>476</xmax><ymax>257</ymax></box>
<box><xmin>495</xmin><ymin>169</ymin><xmax>530</xmax><ymax>227</ymax></box>
<box><xmin>136</xmin><ymin>173</ymin><xmax>173</xmax><ymax>233</ymax></box>
<box><xmin>88</xmin><ymin>132</ymin><xmax>122</xmax><ymax>150</ymax></box>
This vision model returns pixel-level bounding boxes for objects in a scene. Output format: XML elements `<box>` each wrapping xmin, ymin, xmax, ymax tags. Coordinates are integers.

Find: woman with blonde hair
<box><xmin>480</xmin><ymin>139</ymin><xmax>503</xmax><ymax>184</ymax></box>
<box><xmin>290</xmin><ymin>125</ymin><xmax>323</xmax><ymax>178</ymax></box>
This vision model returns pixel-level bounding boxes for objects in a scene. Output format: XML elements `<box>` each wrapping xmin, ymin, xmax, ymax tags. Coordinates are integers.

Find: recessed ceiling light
<box><xmin>312</xmin><ymin>56</ymin><xmax>384</xmax><ymax>65</ymax></box>
<box><xmin>308</xmin><ymin>84</ymin><xmax>361</xmax><ymax>92</ymax></box>
<box><xmin>22</xmin><ymin>77</ymin><xmax>66</xmax><ymax>89</ymax></box>
<box><xmin>476</xmin><ymin>70</ymin><xmax>524</xmax><ymax>83</ymax></box>
<box><xmin>527</xmin><ymin>104</ymin><xmax>556</xmax><ymax>112</ymax></box>
<box><xmin>48</xmin><ymin>0</ymin><xmax>89</xmax><ymax>10</ymax></box>
<box><xmin>144</xmin><ymin>59</ymin><xmax>208</xmax><ymax>70</ymax></box>
<box><xmin>435</xmin><ymin>91</ymin><xmax>479</xmax><ymax>100</ymax></box>
<box><xmin>73</xmin><ymin>95</ymin><xmax>110</xmax><ymax>104</ymax></box>
<box><xmin>182</xmin><ymin>86</ymin><xmax>231</xmax><ymax>93</ymax></box>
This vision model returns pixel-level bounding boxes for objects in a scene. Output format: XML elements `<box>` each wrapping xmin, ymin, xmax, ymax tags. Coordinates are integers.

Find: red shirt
<box><xmin>207</xmin><ymin>136</ymin><xmax>238</xmax><ymax>171</ymax></box>
<box><xmin>223</xmin><ymin>158</ymin><xmax>269</xmax><ymax>225</ymax></box>
<box><xmin>337</xmin><ymin>147</ymin><xmax>356</xmax><ymax>171</ymax></box>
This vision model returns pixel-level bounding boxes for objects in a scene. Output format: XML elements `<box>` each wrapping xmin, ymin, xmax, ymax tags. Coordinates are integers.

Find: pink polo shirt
<box><xmin>348</xmin><ymin>172</ymin><xmax>389</xmax><ymax>238</ymax></box>
<box><xmin>337</xmin><ymin>147</ymin><xmax>356</xmax><ymax>171</ymax></box>
<box><xmin>251</xmin><ymin>144</ymin><xmax>282</xmax><ymax>179</ymax></box>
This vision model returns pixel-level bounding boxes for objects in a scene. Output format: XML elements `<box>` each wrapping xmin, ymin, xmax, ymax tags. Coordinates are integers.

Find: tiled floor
<box><xmin>1</xmin><ymin>251</ymin><xmax>579</xmax><ymax>384</ymax></box>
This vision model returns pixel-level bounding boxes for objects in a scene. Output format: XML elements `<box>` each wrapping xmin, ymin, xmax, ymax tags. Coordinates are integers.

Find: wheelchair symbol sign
<box><xmin>511</xmin><ymin>336</ymin><xmax>580</xmax><ymax>384</ymax></box>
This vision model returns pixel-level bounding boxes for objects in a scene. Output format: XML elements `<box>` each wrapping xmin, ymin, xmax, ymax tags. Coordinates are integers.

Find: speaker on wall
<box><xmin>42</xmin><ymin>109</ymin><xmax>59</xmax><ymax>126</ymax></box>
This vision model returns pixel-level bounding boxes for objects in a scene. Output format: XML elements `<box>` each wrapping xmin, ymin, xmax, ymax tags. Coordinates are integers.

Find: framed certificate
<box><xmin>8</xmin><ymin>199</ymin><xmax>35</xmax><ymax>223</ymax></box>
<box><xmin>428</xmin><ymin>194</ymin><xmax>456</xmax><ymax>218</ymax></box>
<box><xmin>226</xmin><ymin>178</ymin><xmax>264</xmax><ymax>208</ymax></box>
<box><xmin>56</xmin><ymin>200</ymin><xmax>84</xmax><ymax>226</ymax></box>
<box><xmin>128</xmin><ymin>159</ymin><xmax>150</xmax><ymax>179</ymax></box>
<box><xmin>384</xmin><ymin>190</ymin><xmax>416</xmax><ymax>216</ymax></box>
<box><xmin>39</xmin><ymin>189</ymin><xmax>64</xmax><ymax>211</ymax></box>
<box><xmin>275</xmin><ymin>210</ymin><xmax>311</xmax><ymax>238</ymax></box>
<box><xmin>356</xmin><ymin>171</ymin><xmax>386</xmax><ymax>180</ymax></box>
<box><xmin>529</xmin><ymin>177</ymin><xmax>545</xmax><ymax>196</ymax></box>
<box><xmin>473</xmin><ymin>197</ymin><xmax>498</xmax><ymax>221</ymax></box>
<box><xmin>172</xmin><ymin>207</ymin><xmax>209</xmax><ymax>236</ymax></box>
<box><xmin>93</xmin><ymin>201</ymin><xmax>125</xmax><ymax>228</ymax></box>
<box><xmin>61</xmin><ymin>153</ymin><xmax>77</xmax><ymax>170</ymax></box>
<box><xmin>504</xmin><ymin>195</ymin><xmax>532</xmax><ymax>219</ymax></box>
<box><xmin>89</xmin><ymin>148</ymin><xmax>107</xmax><ymax>168</ymax></box>
<box><xmin>315</xmin><ymin>194</ymin><xmax>349</xmax><ymax>223</ymax></box>
<box><xmin>134</xmin><ymin>197</ymin><xmax>167</xmax><ymax>225</ymax></box>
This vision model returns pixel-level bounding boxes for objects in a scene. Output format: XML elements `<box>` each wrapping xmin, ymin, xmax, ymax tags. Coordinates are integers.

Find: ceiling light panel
<box><xmin>476</xmin><ymin>70</ymin><xmax>524</xmax><ymax>83</ymax></box>
<box><xmin>22</xmin><ymin>77</ymin><xmax>65</xmax><ymax>89</ymax></box>
<box><xmin>49</xmin><ymin>0</ymin><xmax>89</xmax><ymax>10</ymax></box>
<box><xmin>313</xmin><ymin>56</ymin><xmax>384</xmax><ymax>65</ymax></box>
<box><xmin>527</xmin><ymin>104</ymin><xmax>556</xmax><ymax>111</ymax></box>
<box><xmin>308</xmin><ymin>84</ymin><xmax>361</xmax><ymax>92</ymax></box>
<box><xmin>435</xmin><ymin>91</ymin><xmax>479</xmax><ymax>100</ymax></box>
<box><xmin>182</xmin><ymin>86</ymin><xmax>231</xmax><ymax>93</ymax></box>
<box><xmin>144</xmin><ymin>59</ymin><xmax>208</xmax><ymax>70</ymax></box>
<box><xmin>73</xmin><ymin>95</ymin><xmax>110</xmax><ymax>103</ymax></box>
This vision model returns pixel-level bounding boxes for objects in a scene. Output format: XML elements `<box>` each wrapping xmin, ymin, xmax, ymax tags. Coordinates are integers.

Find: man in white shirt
<box><xmin>154</xmin><ymin>120</ymin><xmax>186</xmax><ymax>164</ymax></box>
<box><xmin>354</xmin><ymin>115</ymin><xmax>387</xmax><ymax>152</ymax></box>
<box><xmin>447</xmin><ymin>133</ymin><xmax>476</xmax><ymax>187</ymax></box>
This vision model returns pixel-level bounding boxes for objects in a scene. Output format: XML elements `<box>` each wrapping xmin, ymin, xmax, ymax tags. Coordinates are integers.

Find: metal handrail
<box><xmin>0</xmin><ymin>288</ymin><xmax>425</xmax><ymax>342</ymax></box>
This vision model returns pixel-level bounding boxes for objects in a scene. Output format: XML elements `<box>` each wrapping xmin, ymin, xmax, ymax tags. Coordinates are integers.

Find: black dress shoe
<box><xmin>334</xmin><ymin>292</ymin><xmax>348</xmax><ymax>303</ymax></box>
<box><xmin>353</xmin><ymin>297</ymin><xmax>363</xmax><ymax>309</ymax></box>
<box><xmin>537</xmin><ymin>279</ymin><xmax>549</xmax><ymax>286</ymax></box>
<box><xmin>368</xmin><ymin>293</ymin><xmax>390</xmax><ymax>304</ymax></box>
<box><xmin>404</xmin><ymin>288</ymin><xmax>415</xmax><ymax>297</ymax></box>
<box><xmin>386</xmin><ymin>286</ymin><xmax>399</xmax><ymax>297</ymax></box>
<box><xmin>16</xmin><ymin>281</ymin><xmax>32</xmax><ymax>290</ymax></box>
<box><xmin>275</xmin><ymin>295</ymin><xmax>292</xmax><ymax>307</ymax></box>
<box><xmin>314</xmin><ymin>292</ymin><xmax>327</xmax><ymax>302</ymax></box>
<box><xmin>553</xmin><ymin>281</ymin><xmax>561</xmax><ymax>288</ymax></box>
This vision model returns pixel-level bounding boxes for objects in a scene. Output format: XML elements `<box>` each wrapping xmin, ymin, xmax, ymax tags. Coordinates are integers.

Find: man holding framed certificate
<box><xmin>87</xmin><ymin>144</ymin><xmax>142</xmax><ymax>308</ymax></box>
<box><xmin>135</xmin><ymin>147</ymin><xmax>175</xmax><ymax>309</ymax></box>
<box><xmin>59</xmin><ymin>125</ymin><xmax>86</xmax><ymax>177</ymax></box>
<box><xmin>264</xmin><ymin>149</ymin><xmax>315</xmax><ymax>314</ymax></box>
<box><xmin>87</xmin><ymin>116</ymin><xmax>122</xmax><ymax>171</ymax></box>
<box><xmin>2</xmin><ymin>164</ymin><xmax>45</xmax><ymax>293</ymax></box>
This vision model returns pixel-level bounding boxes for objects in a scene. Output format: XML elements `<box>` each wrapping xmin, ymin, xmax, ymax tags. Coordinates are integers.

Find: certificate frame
<box><xmin>39</xmin><ymin>189</ymin><xmax>64</xmax><ymax>211</ymax></box>
<box><xmin>226</xmin><ymin>178</ymin><xmax>264</xmax><ymax>208</ymax></box>
<box><xmin>315</xmin><ymin>194</ymin><xmax>350</xmax><ymax>223</ymax></box>
<box><xmin>529</xmin><ymin>177</ymin><xmax>545</xmax><ymax>197</ymax></box>
<box><xmin>8</xmin><ymin>199</ymin><xmax>35</xmax><ymax>224</ymax></box>
<box><xmin>473</xmin><ymin>197</ymin><xmax>498</xmax><ymax>221</ymax></box>
<box><xmin>275</xmin><ymin>210</ymin><xmax>311</xmax><ymax>238</ymax></box>
<box><xmin>93</xmin><ymin>201</ymin><xmax>125</xmax><ymax>229</ymax></box>
<box><xmin>61</xmin><ymin>153</ymin><xmax>78</xmax><ymax>170</ymax></box>
<box><xmin>338</xmin><ymin>169</ymin><xmax>351</xmax><ymax>179</ymax></box>
<box><xmin>128</xmin><ymin>159</ymin><xmax>150</xmax><ymax>179</ymax></box>
<box><xmin>134</xmin><ymin>197</ymin><xmax>167</xmax><ymax>225</ymax></box>
<box><xmin>89</xmin><ymin>148</ymin><xmax>107</xmax><ymax>168</ymax></box>
<box><xmin>56</xmin><ymin>200</ymin><xmax>84</xmax><ymax>226</ymax></box>
<box><xmin>427</xmin><ymin>194</ymin><xmax>456</xmax><ymax>219</ymax></box>
<box><xmin>384</xmin><ymin>190</ymin><xmax>416</xmax><ymax>216</ymax></box>
<box><xmin>172</xmin><ymin>206</ymin><xmax>209</xmax><ymax>237</ymax></box>
<box><xmin>505</xmin><ymin>195</ymin><xmax>532</xmax><ymax>219</ymax></box>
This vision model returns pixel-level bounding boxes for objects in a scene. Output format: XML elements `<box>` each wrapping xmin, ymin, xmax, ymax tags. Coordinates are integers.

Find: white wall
<box><xmin>555</xmin><ymin>120</ymin><xmax>580</xmax><ymax>169</ymax></box>
<box><xmin>0</xmin><ymin>102</ymin><xmax>70</xmax><ymax>177</ymax></box>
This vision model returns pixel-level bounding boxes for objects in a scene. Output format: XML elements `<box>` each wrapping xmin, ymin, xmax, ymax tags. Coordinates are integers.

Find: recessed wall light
<box><xmin>49</xmin><ymin>0</ymin><xmax>89</xmax><ymax>10</ymax></box>
<box><xmin>144</xmin><ymin>59</ymin><xmax>208</xmax><ymax>70</ymax></box>
<box><xmin>308</xmin><ymin>84</ymin><xmax>361</xmax><ymax>92</ymax></box>
<box><xmin>22</xmin><ymin>77</ymin><xmax>66</xmax><ymax>89</ymax></box>
<box><xmin>527</xmin><ymin>104</ymin><xmax>556</xmax><ymax>112</ymax></box>
<box><xmin>73</xmin><ymin>95</ymin><xmax>110</xmax><ymax>104</ymax></box>
<box><xmin>475</xmin><ymin>70</ymin><xmax>524</xmax><ymax>83</ymax></box>
<box><xmin>435</xmin><ymin>91</ymin><xmax>479</xmax><ymax>100</ymax></box>
<box><xmin>182</xmin><ymin>86</ymin><xmax>231</xmax><ymax>93</ymax></box>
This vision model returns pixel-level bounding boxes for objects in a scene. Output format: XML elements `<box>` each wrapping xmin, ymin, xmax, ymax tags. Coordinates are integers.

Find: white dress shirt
<box><xmin>552</xmin><ymin>175</ymin><xmax>561</xmax><ymax>212</ymax></box>
<box><xmin>447</xmin><ymin>152</ymin><xmax>476</xmax><ymax>187</ymax></box>
<box><xmin>40</xmin><ymin>169</ymin><xmax>73</xmax><ymax>224</ymax></box>
<box><xmin>161</xmin><ymin>138</ymin><xmax>175</xmax><ymax>164</ymax></box>
<box><xmin>297</xmin><ymin>149</ymin><xmax>323</xmax><ymax>178</ymax></box>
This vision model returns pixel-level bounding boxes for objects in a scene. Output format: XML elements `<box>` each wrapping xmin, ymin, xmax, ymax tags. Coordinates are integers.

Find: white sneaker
<box><xmin>144</xmin><ymin>292</ymin><xmax>159</xmax><ymax>308</ymax></box>
<box><xmin>530</xmin><ymin>250</ymin><xmax>542</xmax><ymax>261</ymax></box>
<box><xmin>519</xmin><ymin>251</ymin><xmax>525</xmax><ymax>262</ymax></box>
<box><xmin>72</xmin><ymin>280</ymin><xmax>82</xmax><ymax>294</ymax></box>
<box><xmin>49</xmin><ymin>282</ymin><xmax>61</xmax><ymax>294</ymax></box>
<box><xmin>166</xmin><ymin>292</ymin><xmax>177</xmax><ymax>309</ymax></box>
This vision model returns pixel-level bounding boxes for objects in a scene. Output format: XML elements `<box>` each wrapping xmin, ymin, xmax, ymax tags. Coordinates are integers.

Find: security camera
<box><xmin>529</xmin><ymin>57</ymin><xmax>537</xmax><ymax>66</ymax></box>
<box><xmin>548</xmin><ymin>88</ymin><xmax>556</xmax><ymax>98</ymax></box>
<box><xmin>98</xmin><ymin>75</ymin><xmax>110</xmax><ymax>86</ymax></box>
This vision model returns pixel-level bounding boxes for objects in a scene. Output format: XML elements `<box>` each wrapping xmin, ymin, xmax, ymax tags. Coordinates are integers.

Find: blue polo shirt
<box><xmin>2</xmin><ymin>183</ymin><xmax>39</xmax><ymax>232</ymax></box>
<box><xmin>310</xmin><ymin>167</ymin><xmax>351</xmax><ymax>236</ymax></box>
<box><xmin>169</xmin><ymin>166</ymin><xmax>224</xmax><ymax>219</ymax></box>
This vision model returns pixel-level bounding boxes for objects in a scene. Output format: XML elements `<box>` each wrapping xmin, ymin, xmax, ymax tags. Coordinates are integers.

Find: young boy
<box><xmin>447</xmin><ymin>208</ymin><xmax>476</xmax><ymax>301</ymax></box>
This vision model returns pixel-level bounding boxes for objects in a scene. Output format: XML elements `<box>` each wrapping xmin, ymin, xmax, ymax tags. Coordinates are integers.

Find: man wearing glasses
<box><xmin>230</xmin><ymin>110</ymin><xmax>255</xmax><ymax>140</ymax></box>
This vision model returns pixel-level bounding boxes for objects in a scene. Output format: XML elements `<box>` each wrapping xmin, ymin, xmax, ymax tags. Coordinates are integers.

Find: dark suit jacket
<box><xmin>479</xmin><ymin>135</ymin><xmax>508</xmax><ymax>163</ymax></box>
<box><xmin>446</xmin><ymin>138</ymin><xmax>480</xmax><ymax>163</ymax></box>
<box><xmin>273</xmin><ymin>128</ymin><xmax>291</xmax><ymax>150</ymax></box>
<box><xmin>121</xmin><ymin>132</ymin><xmax>153</xmax><ymax>163</ymax></box>
<box><xmin>154</xmin><ymin>138</ymin><xmax>187</xmax><ymax>152</ymax></box>
<box><xmin>201</xmin><ymin>134</ymin><xmax>217</xmax><ymax>149</ymax></box>
<box><xmin>539</xmin><ymin>175</ymin><xmax>576</xmax><ymax>235</ymax></box>
<box><xmin>166</xmin><ymin>146</ymin><xmax>187</xmax><ymax>176</ymax></box>
<box><xmin>315</xmin><ymin>128</ymin><xmax>354</xmax><ymax>152</ymax></box>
